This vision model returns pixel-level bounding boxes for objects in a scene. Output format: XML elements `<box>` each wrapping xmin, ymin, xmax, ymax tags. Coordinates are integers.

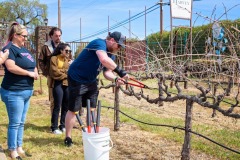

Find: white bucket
<box><xmin>82</xmin><ymin>127</ymin><xmax>113</xmax><ymax>160</ymax></box>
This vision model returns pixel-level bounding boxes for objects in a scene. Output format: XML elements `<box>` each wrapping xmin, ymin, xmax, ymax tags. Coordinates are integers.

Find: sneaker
<box><xmin>64</xmin><ymin>137</ymin><xmax>73</xmax><ymax>147</ymax></box>
<box><xmin>61</xmin><ymin>128</ymin><xmax>66</xmax><ymax>133</ymax></box>
<box><xmin>52</xmin><ymin>129</ymin><xmax>62</xmax><ymax>135</ymax></box>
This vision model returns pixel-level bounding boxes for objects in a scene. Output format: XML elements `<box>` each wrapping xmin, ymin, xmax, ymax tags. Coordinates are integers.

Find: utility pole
<box><xmin>80</xmin><ymin>18</ymin><xmax>81</xmax><ymax>42</ymax></box>
<box><xmin>108</xmin><ymin>16</ymin><xmax>109</xmax><ymax>34</ymax></box>
<box><xmin>145</xmin><ymin>6</ymin><xmax>146</xmax><ymax>39</ymax></box>
<box><xmin>129</xmin><ymin>10</ymin><xmax>131</xmax><ymax>39</ymax></box>
<box><xmin>160</xmin><ymin>0</ymin><xmax>163</xmax><ymax>35</ymax></box>
<box><xmin>58</xmin><ymin>0</ymin><xmax>61</xmax><ymax>29</ymax></box>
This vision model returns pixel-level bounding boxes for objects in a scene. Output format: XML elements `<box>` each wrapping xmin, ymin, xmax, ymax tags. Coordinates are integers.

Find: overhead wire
<box><xmin>81</xmin><ymin>4</ymin><xmax>159</xmax><ymax>41</ymax></box>
<box><xmin>61</xmin><ymin>0</ymin><xmax>98</xmax><ymax>23</ymax></box>
<box><xmin>70</xmin><ymin>4</ymin><xmax>160</xmax><ymax>42</ymax></box>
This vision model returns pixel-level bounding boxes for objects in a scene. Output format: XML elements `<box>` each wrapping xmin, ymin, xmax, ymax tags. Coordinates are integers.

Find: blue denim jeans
<box><xmin>1</xmin><ymin>88</ymin><xmax>33</xmax><ymax>150</ymax></box>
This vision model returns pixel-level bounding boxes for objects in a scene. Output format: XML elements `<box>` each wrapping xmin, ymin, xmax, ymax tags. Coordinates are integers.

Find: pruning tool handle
<box><xmin>125</xmin><ymin>77</ymin><xmax>147</xmax><ymax>88</ymax></box>
<box><xmin>75</xmin><ymin>112</ymin><xmax>86</xmax><ymax>132</ymax></box>
<box><xmin>129</xmin><ymin>78</ymin><xmax>144</xmax><ymax>85</ymax></box>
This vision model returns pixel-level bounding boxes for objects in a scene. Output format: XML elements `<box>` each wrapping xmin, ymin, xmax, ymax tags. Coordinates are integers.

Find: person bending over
<box><xmin>64</xmin><ymin>31</ymin><xmax>128</xmax><ymax>147</ymax></box>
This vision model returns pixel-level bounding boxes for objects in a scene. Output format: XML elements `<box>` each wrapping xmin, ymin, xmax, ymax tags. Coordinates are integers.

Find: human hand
<box><xmin>68</xmin><ymin>60</ymin><xmax>73</xmax><ymax>65</ymax></box>
<box><xmin>28</xmin><ymin>71</ymin><xmax>39</xmax><ymax>80</ymax></box>
<box><xmin>0</xmin><ymin>49</ymin><xmax>9</xmax><ymax>62</ymax></box>
<box><xmin>34</xmin><ymin>72</ymin><xmax>39</xmax><ymax>80</ymax></box>
<box><xmin>115</xmin><ymin>77</ymin><xmax>126</xmax><ymax>86</ymax></box>
<box><xmin>122</xmin><ymin>73</ymin><xmax>129</xmax><ymax>80</ymax></box>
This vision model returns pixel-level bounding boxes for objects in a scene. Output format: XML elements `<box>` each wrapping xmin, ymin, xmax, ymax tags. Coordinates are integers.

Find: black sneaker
<box><xmin>64</xmin><ymin>137</ymin><xmax>73</xmax><ymax>147</ymax></box>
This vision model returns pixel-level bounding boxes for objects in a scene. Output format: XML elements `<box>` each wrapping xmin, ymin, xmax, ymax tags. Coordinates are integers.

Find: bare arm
<box><xmin>96</xmin><ymin>50</ymin><xmax>129</xmax><ymax>80</ymax></box>
<box><xmin>0</xmin><ymin>49</ymin><xmax>9</xmax><ymax>64</ymax></box>
<box><xmin>5</xmin><ymin>59</ymin><xmax>38</xmax><ymax>79</ymax></box>
<box><xmin>98</xmin><ymin>49</ymin><xmax>129</xmax><ymax>84</ymax></box>
<box><xmin>103</xmin><ymin>69</ymin><xmax>127</xmax><ymax>85</ymax></box>
<box><xmin>96</xmin><ymin>50</ymin><xmax>117</xmax><ymax>70</ymax></box>
<box><xmin>103</xmin><ymin>69</ymin><xmax>116</xmax><ymax>82</ymax></box>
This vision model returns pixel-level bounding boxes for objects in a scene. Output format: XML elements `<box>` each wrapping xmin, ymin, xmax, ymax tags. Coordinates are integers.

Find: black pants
<box><xmin>51</xmin><ymin>80</ymin><xmax>69</xmax><ymax>131</ymax></box>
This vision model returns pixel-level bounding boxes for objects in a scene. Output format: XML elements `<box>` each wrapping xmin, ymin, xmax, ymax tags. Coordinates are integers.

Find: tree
<box><xmin>0</xmin><ymin>0</ymin><xmax>47</xmax><ymax>28</ymax></box>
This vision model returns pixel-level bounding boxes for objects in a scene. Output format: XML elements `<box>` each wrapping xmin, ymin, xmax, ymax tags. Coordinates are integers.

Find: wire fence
<box><xmin>102</xmin><ymin>106</ymin><xmax>240</xmax><ymax>155</ymax></box>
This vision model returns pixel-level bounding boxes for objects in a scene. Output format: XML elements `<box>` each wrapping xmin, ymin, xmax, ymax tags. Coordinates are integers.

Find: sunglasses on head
<box><xmin>12</xmin><ymin>22</ymin><xmax>19</xmax><ymax>26</ymax></box>
<box><xmin>65</xmin><ymin>49</ymin><xmax>72</xmax><ymax>54</ymax></box>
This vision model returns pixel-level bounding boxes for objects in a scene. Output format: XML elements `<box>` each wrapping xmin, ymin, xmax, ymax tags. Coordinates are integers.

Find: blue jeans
<box><xmin>1</xmin><ymin>88</ymin><xmax>33</xmax><ymax>150</ymax></box>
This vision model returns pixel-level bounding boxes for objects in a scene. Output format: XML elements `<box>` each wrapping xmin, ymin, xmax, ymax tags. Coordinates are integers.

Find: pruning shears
<box><xmin>125</xmin><ymin>77</ymin><xmax>150</xmax><ymax>89</ymax></box>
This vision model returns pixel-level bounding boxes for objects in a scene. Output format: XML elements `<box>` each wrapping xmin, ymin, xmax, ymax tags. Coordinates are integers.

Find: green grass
<box><xmin>99</xmin><ymin>97</ymin><xmax>240</xmax><ymax>159</ymax></box>
<box><xmin>99</xmin><ymin>75</ymin><xmax>240</xmax><ymax>159</ymax></box>
<box><xmin>0</xmin><ymin>77</ymin><xmax>85</xmax><ymax>160</ymax></box>
<box><xmin>0</xmin><ymin>76</ymin><xmax>240</xmax><ymax>159</ymax></box>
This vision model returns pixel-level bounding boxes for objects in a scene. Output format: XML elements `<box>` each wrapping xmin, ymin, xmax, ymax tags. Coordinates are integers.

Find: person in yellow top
<box><xmin>49</xmin><ymin>43</ymin><xmax>71</xmax><ymax>134</ymax></box>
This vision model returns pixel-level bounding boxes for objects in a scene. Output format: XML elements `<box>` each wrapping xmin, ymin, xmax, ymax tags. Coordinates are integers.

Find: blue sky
<box><xmin>39</xmin><ymin>0</ymin><xmax>240</xmax><ymax>42</ymax></box>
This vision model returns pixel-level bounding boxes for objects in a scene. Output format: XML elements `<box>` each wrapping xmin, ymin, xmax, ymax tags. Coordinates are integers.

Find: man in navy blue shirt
<box><xmin>64</xmin><ymin>31</ymin><xmax>128</xmax><ymax>147</ymax></box>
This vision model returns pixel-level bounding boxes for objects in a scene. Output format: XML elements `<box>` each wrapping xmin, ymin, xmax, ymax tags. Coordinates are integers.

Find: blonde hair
<box><xmin>7</xmin><ymin>22</ymin><xmax>26</xmax><ymax>41</ymax></box>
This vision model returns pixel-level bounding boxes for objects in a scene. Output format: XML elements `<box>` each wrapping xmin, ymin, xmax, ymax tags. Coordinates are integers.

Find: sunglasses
<box><xmin>65</xmin><ymin>50</ymin><xmax>72</xmax><ymax>54</ymax></box>
<box><xmin>114</xmin><ymin>40</ymin><xmax>121</xmax><ymax>49</ymax></box>
<box><xmin>18</xmin><ymin>34</ymin><xmax>28</xmax><ymax>39</ymax></box>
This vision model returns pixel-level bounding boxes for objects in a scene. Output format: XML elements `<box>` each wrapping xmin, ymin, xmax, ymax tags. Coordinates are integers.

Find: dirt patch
<box><xmin>100</xmin><ymin>88</ymin><xmax>240</xmax><ymax>131</ymax></box>
<box><xmin>96</xmin><ymin>88</ymin><xmax>239</xmax><ymax>159</ymax></box>
<box><xmin>107</xmin><ymin>122</ymin><xmax>218</xmax><ymax>160</ymax></box>
<box><xmin>31</xmin><ymin>86</ymin><xmax>239</xmax><ymax>159</ymax></box>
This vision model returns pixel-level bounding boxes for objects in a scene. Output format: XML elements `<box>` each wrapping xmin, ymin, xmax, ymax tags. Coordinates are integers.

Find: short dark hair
<box><xmin>49</xmin><ymin>27</ymin><xmax>62</xmax><ymax>37</ymax></box>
